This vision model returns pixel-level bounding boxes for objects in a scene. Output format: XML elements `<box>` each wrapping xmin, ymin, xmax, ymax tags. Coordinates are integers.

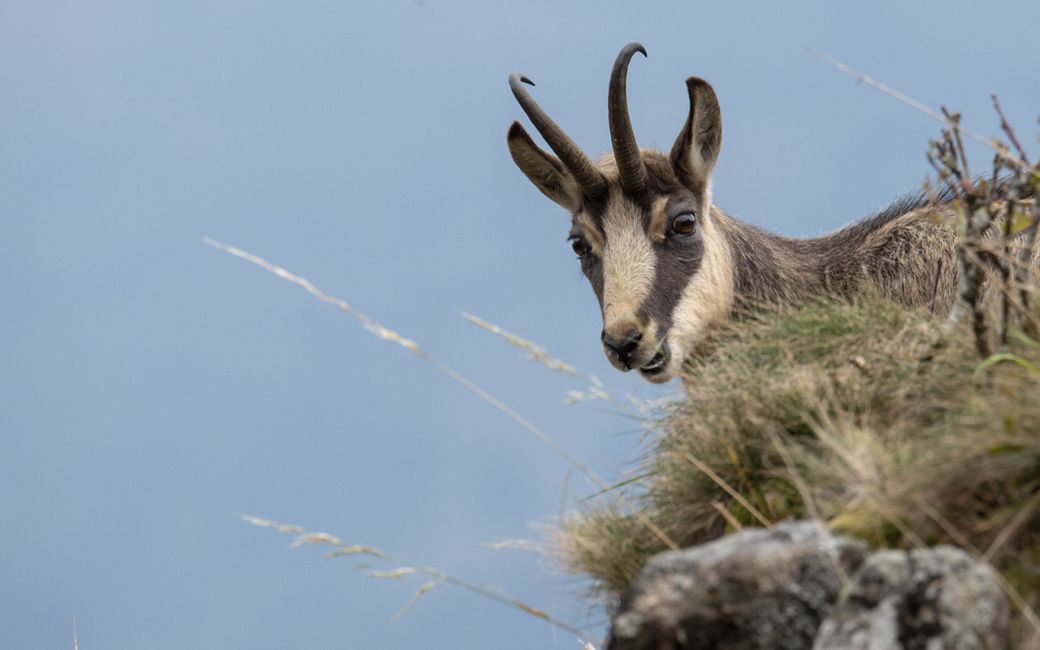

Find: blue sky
<box><xmin>2</xmin><ymin>1</ymin><xmax>1038</xmax><ymax>648</ymax></box>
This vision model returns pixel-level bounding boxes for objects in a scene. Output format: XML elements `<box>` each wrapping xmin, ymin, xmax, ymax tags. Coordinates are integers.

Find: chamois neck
<box><xmin>712</xmin><ymin>208</ymin><xmax>824</xmax><ymax>310</ymax></box>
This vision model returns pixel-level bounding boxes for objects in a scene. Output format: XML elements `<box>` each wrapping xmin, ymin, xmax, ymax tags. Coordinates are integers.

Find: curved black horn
<box><xmin>509</xmin><ymin>73</ymin><xmax>607</xmax><ymax>200</ymax></box>
<box><xmin>608</xmin><ymin>42</ymin><xmax>648</xmax><ymax>197</ymax></box>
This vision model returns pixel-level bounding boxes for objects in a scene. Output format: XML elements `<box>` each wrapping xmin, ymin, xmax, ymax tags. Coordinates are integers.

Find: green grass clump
<box><xmin>556</xmin><ymin>296</ymin><xmax>1040</xmax><ymax>631</ymax></box>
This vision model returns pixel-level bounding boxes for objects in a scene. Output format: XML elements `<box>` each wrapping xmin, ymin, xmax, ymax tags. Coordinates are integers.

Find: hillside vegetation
<box><xmin>557</xmin><ymin>295</ymin><xmax>1040</xmax><ymax>637</ymax></box>
<box><xmin>556</xmin><ymin>98</ymin><xmax>1040</xmax><ymax>643</ymax></box>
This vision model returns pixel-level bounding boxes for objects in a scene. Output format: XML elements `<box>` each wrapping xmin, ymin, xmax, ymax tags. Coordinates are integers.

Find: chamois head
<box><xmin>508</xmin><ymin>43</ymin><xmax>730</xmax><ymax>383</ymax></box>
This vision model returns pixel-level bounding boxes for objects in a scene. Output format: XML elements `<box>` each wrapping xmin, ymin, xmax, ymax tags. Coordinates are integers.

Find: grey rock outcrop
<box><xmin>606</xmin><ymin>521</ymin><xmax>868</xmax><ymax>650</ymax></box>
<box><xmin>605</xmin><ymin>523</ymin><xmax>1011</xmax><ymax>649</ymax></box>
<box><xmin>814</xmin><ymin>546</ymin><xmax>1009</xmax><ymax>650</ymax></box>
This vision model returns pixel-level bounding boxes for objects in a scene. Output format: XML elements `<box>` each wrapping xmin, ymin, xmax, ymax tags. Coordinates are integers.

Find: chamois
<box><xmin>507</xmin><ymin>43</ymin><xmax>1032</xmax><ymax>383</ymax></box>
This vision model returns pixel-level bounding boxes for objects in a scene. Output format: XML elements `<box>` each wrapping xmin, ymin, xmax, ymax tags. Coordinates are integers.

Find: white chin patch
<box><xmin>642</xmin><ymin>343</ymin><xmax>682</xmax><ymax>383</ymax></box>
<box><xmin>632</xmin><ymin>339</ymin><xmax>678</xmax><ymax>383</ymax></box>
<box><xmin>640</xmin><ymin>367</ymin><xmax>674</xmax><ymax>384</ymax></box>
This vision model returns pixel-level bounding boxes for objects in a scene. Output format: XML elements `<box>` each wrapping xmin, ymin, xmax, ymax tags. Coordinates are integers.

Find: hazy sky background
<box><xmin>3</xmin><ymin>1</ymin><xmax>1039</xmax><ymax>648</ymax></box>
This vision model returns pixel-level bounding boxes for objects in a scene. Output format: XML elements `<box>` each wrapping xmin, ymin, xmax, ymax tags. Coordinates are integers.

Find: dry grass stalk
<box><xmin>482</xmin><ymin>538</ymin><xmax>540</xmax><ymax>552</ymax></box>
<box><xmin>242</xmin><ymin>515</ymin><xmax>597</xmax><ymax>643</ymax></box>
<box><xmin>394</xmin><ymin>580</ymin><xmax>439</xmax><ymax>620</ymax></box>
<box><xmin>684</xmin><ymin>452</ymin><xmax>771</xmax><ymax>529</ymax></box>
<box><xmin>205</xmin><ymin>237</ymin><xmax>677</xmax><ymax>554</ymax></box>
<box><xmin>462</xmin><ymin>312</ymin><xmax>620</xmax><ymax>407</ymax></box>
<box><xmin>462</xmin><ymin>312</ymin><xmax>580</xmax><ymax>377</ymax></box>
<box><xmin>563</xmin><ymin>375</ymin><xmax>613</xmax><ymax>406</ymax></box>
<box><xmin>710</xmin><ymin>501</ymin><xmax>744</xmax><ymax>532</ymax></box>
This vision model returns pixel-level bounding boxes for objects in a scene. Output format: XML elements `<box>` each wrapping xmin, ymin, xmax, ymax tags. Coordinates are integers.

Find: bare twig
<box><xmin>1016</xmin><ymin>197</ymin><xmax>1040</xmax><ymax>337</ymax></box>
<box><xmin>809</xmin><ymin>49</ymin><xmax>945</xmax><ymax>122</ymax></box>
<box><xmin>828</xmin><ymin>57</ymin><xmax>1039</xmax><ymax>341</ymax></box>
<box><xmin>811</xmin><ymin>49</ymin><xmax>1039</xmax><ymax>181</ymax></box>
<box><xmin>928</xmin><ymin>258</ymin><xmax>944</xmax><ymax>315</ymax></box>
<box><xmin>1000</xmin><ymin>174</ymin><xmax>1017</xmax><ymax>348</ymax></box>
<box><xmin>992</xmin><ymin>95</ymin><xmax>1030</xmax><ymax>165</ymax></box>
<box><xmin>942</xmin><ymin>107</ymin><xmax>973</xmax><ymax>184</ymax></box>
<box><xmin>932</xmin><ymin>153</ymin><xmax>992</xmax><ymax>355</ymax></box>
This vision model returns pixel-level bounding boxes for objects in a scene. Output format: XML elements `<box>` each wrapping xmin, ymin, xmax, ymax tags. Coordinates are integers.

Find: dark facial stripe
<box><xmin>638</xmin><ymin>195</ymin><xmax>705</xmax><ymax>338</ymax></box>
<box><xmin>568</xmin><ymin>154</ymin><xmax>695</xmax><ymax>330</ymax></box>
<box><xmin>587</xmin><ymin>257</ymin><xmax>605</xmax><ymax>309</ymax></box>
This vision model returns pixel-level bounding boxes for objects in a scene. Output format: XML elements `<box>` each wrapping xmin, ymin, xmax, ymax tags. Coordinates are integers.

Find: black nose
<box><xmin>602</xmin><ymin>329</ymin><xmax>643</xmax><ymax>367</ymax></box>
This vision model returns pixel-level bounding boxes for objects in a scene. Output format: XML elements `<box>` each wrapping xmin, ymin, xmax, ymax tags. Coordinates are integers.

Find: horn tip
<box><xmin>508</xmin><ymin>73</ymin><xmax>536</xmax><ymax>88</ymax></box>
<box><xmin>622</xmin><ymin>42</ymin><xmax>647</xmax><ymax>58</ymax></box>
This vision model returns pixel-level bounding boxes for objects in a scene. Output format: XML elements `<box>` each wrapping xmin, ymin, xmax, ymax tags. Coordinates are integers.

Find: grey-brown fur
<box><xmin>507</xmin><ymin>43</ymin><xmax>1034</xmax><ymax>383</ymax></box>
<box><xmin>713</xmin><ymin>191</ymin><xmax>960</xmax><ymax>314</ymax></box>
<box><xmin>632</xmin><ymin>151</ymin><xmax>962</xmax><ymax>313</ymax></box>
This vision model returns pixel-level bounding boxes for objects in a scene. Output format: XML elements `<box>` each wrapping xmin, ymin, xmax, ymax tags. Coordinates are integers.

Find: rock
<box><xmin>606</xmin><ymin>521</ymin><xmax>868</xmax><ymax>650</ymax></box>
<box><xmin>814</xmin><ymin>546</ymin><xmax>1009</xmax><ymax>650</ymax></box>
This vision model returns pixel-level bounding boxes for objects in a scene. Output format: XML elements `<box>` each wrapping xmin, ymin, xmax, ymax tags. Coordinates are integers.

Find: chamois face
<box><xmin>507</xmin><ymin>44</ymin><xmax>727</xmax><ymax>382</ymax></box>
<box><xmin>562</xmin><ymin>154</ymin><xmax>731</xmax><ymax>382</ymax></box>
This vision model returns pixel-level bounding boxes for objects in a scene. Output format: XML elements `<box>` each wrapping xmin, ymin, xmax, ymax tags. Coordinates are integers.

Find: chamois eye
<box><xmin>671</xmin><ymin>212</ymin><xmax>697</xmax><ymax>236</ymax></box>
<box><xmin>570</xmin><ymin>237</ymin><xmax>590</xmax><ymax>257</ymax></box>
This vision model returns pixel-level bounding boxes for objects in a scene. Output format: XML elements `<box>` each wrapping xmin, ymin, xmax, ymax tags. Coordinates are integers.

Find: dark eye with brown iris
<box><xmin>570</xmin><ymin>237</ymin><xmax>590</xmax><ymax>257</ymax></box>
<box><xmin>671</xmin><ymin>212</ymin><xmax>697</xmax><ymax>236</ymax></box>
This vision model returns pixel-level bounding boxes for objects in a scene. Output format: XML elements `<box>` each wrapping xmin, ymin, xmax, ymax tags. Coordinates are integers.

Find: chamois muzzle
<box><xmin>601</xmin><ymin>325</ymin><xmax>672</xmax><ymax>380</ymax></box>
<box><xmin>601</xmin><ymin>328</ymin><xmax>643</xmax><ymax>369</ymax></box>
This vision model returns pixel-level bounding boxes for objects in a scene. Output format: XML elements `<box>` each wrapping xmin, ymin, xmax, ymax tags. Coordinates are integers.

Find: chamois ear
<box><xmin>670</xmin><ymin>77</ymin><xmax>722</xmax><ymax>195</ymax></box>
<box><xmin>507</xmin><ymin>121</ymin><xmax>583</xmax><ymax>212</ymax></box>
